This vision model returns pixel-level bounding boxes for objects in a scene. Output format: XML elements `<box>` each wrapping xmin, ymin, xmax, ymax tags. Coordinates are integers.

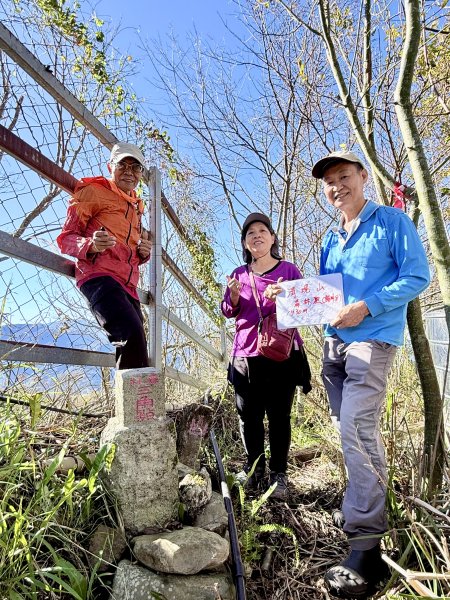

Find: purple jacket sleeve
<box><xmin>221</xmin><ymin>269</ymin><xmax>240</xmax><ymax>318</ymax></box>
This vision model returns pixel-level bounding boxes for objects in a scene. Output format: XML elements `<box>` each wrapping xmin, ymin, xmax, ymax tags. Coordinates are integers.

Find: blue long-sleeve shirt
<box><xmin>320</xmin><ymin>200</ymin><xmax>430</xmax><ymax>346</ymax></box>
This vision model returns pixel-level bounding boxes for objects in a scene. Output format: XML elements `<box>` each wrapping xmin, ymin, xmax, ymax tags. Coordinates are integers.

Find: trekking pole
<box><xmin>210</xmin><ymin>429</ymin><xmax>247</xmax><ymax>600</ymax></box>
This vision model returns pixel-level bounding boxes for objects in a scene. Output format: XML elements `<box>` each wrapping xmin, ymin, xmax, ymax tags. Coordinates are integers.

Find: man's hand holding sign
<box><xmin>331</xmin><ymin>300</ymin><xmax>370</xmax><ymax>329</ymax></box>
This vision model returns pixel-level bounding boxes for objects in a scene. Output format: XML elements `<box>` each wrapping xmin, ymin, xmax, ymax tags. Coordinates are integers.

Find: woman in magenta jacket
<box><xmin>221</xmin><ymin>213</ymin><xmax>311</xmax><ymax>500</ymax></box>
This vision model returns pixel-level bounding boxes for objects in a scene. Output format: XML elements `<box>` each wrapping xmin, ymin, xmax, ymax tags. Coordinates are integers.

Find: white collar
<box><xmin>332</xmin><ymin>200</ymin><xmax>368</xmax><ymax>244</ymax></box>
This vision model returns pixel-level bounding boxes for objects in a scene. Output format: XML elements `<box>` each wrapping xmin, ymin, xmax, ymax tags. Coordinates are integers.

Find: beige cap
<box><xmin>312</xmin><ymin>150</ymin><xmax>365</xmax><ymax>179</ymax></box>
<box><xmin>109</xmin><ymin>142</ymin><xmax>146</xmax><ymax>167</ymax></box>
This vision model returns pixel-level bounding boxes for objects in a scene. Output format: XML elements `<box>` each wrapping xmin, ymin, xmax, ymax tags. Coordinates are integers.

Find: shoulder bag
<box><xmin>249</xmin><ymin>270</ymin><xmax>296</xmax><ymax>362</ymax></box>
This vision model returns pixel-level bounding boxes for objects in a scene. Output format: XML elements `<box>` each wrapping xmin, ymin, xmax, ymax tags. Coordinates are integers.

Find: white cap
<box><xmin>109</xmin><ymin>142</ymin><xmax>146</xmax><ymax>167</ymax></box>
<box><xmin>312</xmin><ymin>150</ymin><xmax>365</xmax><ymax>178</ymax></box>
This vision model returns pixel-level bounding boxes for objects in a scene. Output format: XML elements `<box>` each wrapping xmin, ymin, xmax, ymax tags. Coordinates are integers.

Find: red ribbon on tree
<box><xmin>392</xmin><ymin>182</ymin><xmax>407</xmax><ymax>211</ymax></box>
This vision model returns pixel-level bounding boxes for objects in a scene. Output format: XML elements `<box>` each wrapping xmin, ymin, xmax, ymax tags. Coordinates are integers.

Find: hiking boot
<box><xmin>268</xmin><ymin>472</ymin><xmax>289</xmax><ymax>500</ymax></box>
<box><xmin>324</xmin><ymin>545</ymin><xmax>390</xmax><ymax>598</ymax></box>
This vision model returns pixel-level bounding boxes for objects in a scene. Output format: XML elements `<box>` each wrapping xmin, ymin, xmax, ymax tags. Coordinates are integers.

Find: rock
<box><xmin>111</xmin><ymin>559</ymin><xmax>235</xmax><ymax>600</ymax></box>
<box><xmin>100</xmin><ymin>418</ymin><xmax>179</xmax><ymax>535</ymax></box>
<box><xmin>179</xmin><ymin>467</ymin><xmax>212</xmax><ymax>515</ymax></box>
<box><xmin>114</xmin><ymin>368</ymin><xmax>166</xmax><ymax>426</ymax></box>
<box><xmin>133</xmin><ymin>526</ymin><xmax>229</xmax><ymax>575</ymax></box>
<box><xmin>176</xmin><ymin>403</ymin><xmax>213</xmax><ymax>468</ymax></box>
<box><xmin>87</xmin><ymin>524</ymin><xmax>126</xmax><ymax>572</ymax></box>
<box><xmin>193</xmin><ymin>491</ymin><xmax>228</xmax><ymax>536</ymax></box>
<box><xmin>177</xmin><ymin>462</ymin><xmax>194</xmax><ymax>480</ymax></box>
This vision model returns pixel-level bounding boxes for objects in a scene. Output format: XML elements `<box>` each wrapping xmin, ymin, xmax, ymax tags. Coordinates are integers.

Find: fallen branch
<box><xmin>382</xmin><ymin>553</ymin><xmax>446</xmax><ymax>598</ymax></box>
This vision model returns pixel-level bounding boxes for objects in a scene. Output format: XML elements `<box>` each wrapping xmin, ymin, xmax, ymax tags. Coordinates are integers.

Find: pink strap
<box><xmin>249</xmin><ymin>270</ymin><xmax>263</xmax><ymax>322</ymax></box>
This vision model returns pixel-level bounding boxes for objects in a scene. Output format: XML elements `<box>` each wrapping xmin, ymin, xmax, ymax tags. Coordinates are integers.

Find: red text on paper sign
<box><xmin>286</xmin><ymin>282</ymin><xmax>328</xmax><ymax>298</ymax></box>
<box><xmin>288</xmin><ymin>292</ymin><xmax>342</xmax><ymax>315</ymax></box>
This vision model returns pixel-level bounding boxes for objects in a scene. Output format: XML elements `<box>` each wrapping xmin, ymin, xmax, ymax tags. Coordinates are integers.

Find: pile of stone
<box><xmin>88</xmin><ymin>368</ymin><xmax>236</xmax><ymax>600</ymax></box>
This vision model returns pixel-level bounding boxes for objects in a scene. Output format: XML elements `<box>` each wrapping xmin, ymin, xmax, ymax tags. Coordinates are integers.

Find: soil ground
<box><xmin>232</xmin><ymin>454</ymin><xmax>403</xmax><ymax>600</ymax></box>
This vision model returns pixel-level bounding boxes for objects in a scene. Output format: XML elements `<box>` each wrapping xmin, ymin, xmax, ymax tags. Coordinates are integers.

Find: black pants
<box><xmin>228</xmin><ymin>353</ymin><xmax>302</xmax><ymax>474</ymax></box>
<box><xmin>80</xmin><ymin>276</ymin><xmax>150</xmax><ymax>370</ymax></box>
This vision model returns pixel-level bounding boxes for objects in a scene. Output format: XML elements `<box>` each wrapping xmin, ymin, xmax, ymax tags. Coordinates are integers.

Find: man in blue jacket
<box><xmin>313</xmin><ymin>151</ymin><xmax>430</xmax><ymax>598</ymax></box>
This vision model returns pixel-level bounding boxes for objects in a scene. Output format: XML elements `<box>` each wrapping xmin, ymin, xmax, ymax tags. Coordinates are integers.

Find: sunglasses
<box><xmin>113</xmin><ymin>161</ymin><xmax>144</xmax><ymax>174</ymax></box>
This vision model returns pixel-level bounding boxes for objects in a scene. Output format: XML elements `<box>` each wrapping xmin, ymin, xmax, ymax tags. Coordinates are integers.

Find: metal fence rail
<box><xmin>0</xmin><ymin>20</ymin><xmax>228</xmax><ymax>412</ymax></box>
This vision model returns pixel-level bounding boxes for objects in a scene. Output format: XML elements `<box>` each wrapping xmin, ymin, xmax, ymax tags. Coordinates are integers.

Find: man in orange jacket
<box><xmin>57</xmin><ymin>142</ymin><xmax>151</xmax><ymax>369</ymax></box>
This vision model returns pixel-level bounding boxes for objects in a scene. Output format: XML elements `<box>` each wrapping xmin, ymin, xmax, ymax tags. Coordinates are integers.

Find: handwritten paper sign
<box><xmin>276</xmin><ymin>274</ymin><xmax>344</xmax><ymax>328</ymax></box>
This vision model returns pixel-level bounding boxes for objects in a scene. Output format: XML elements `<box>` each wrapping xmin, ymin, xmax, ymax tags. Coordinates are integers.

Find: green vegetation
<box><xmin>233</xmin><ymin>478</ymin><xmax>299</xmax><ymax>567</ymax></box>
<box><xmin>0</xmin><ymin>401</ymin><xmax>116</xmax><ymax>599</ymax></box>
<box><xmin>185</xmin><ymin>225</ymin><xmax>223</xmax><ymax>324</ymax></box>
<box><xmin>211</xmin><ymin>341</ymin><xmax>449</xmax><ymax>599</ymax></box>
<box><xmin>1</xmin><ymin>346</ymin><xmax>448</xmax><ymax>599</ymax></box>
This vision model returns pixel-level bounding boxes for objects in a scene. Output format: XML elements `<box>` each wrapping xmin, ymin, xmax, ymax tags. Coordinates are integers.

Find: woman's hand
<box><xmin>226</xmin><ymin>275</ymin><xmax>242</xmax><ymax>307</ymax></box>
<box><xmin>264</xmin><ymin>277</ymin><xmax>284</xmax><ymax>302</ymax></box>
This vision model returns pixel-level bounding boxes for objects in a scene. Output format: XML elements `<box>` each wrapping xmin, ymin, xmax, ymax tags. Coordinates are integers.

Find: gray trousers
<box><xmin>322</xmin><ymin>336</ymin><xmax>397</xmax><ymax>550</ymax></box>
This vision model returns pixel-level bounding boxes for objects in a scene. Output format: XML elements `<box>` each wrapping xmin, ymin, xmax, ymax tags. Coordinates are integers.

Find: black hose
<box><xmin>210</xmin><ymin>429</ymin><xmax>247</xmax><ymax>600</ymax></box>
<box><xmin>0</xmin><ymin>394</ymin><xmax>109</xmax><ymax>418</ymax></box>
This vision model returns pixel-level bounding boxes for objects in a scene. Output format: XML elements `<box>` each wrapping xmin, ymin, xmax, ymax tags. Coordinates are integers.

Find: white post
<box><xmin>220</xmin><ymin>321</ymin><xmax>228</xmax><ymax>365</ymax></box>
<box><xmin>147</xmin><ymin>167</ymin><xmax>162</xmax><ymax>370</ymax></box>
<box><xmin>219</xmin><ymin>283</ymin><xmax>229</xmax><ymax>365</ymax></box>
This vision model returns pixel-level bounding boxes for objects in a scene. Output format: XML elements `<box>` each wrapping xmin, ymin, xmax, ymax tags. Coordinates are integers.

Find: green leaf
<box><xmin>28</xmin><ymin>393</ymin><xmax>42</xmax><ymax>429</ymax></box>
<box><xmin>63</xmin><ymin>469</ymin><xmax>75</xmax><ymax>515</ymax></box>
<box><xmin>41</xmin><ymin>446</ymin><xmax>68</xmax><ymax>486</ymax></box>
<box><xmin>87</xmin><ymin>444</ymin><xmax>110</xmax><ymax>493</ymax></box>
<box><xmin>39</xmin><ymin>569</ymin><xmax>85</xmax><ymax>600</ymax></box>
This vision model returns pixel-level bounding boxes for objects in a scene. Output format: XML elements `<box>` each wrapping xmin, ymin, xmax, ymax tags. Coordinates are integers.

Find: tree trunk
<box><xmin>407</xmin><ymin>298</ymin><xmax>444</xmax><ymax>494</ymax></box>
<box><xmin>362</xmin><ymin>0</ymin><xmax>387</xmax><ymax>204</ymax></box>
<box><xmin>394</xmin><ymin>0</ymin><xmax>450</xmax><ymax>341</ymax></box>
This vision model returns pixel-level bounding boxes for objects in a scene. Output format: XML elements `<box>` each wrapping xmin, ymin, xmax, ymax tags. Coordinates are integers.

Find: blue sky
<box><xmin>94</xmin><ymin>0</ymin><xmax>238</xmax><ymax>58</ymax></box>
<box><xmin>92</xmin><ymin>0</ymin><xmax>243</xmax><ymax>276</ymax></box>
<box><xmin>96</xmin><ymin>0</ymin><xmax>232</xmax><ymax>31</ymax></box>
<box><xmin>93</xmin><ymin>0</ymin><xmax>245</xmax><ymax>139</ymax></box>
<box><xmin>92</xmin><ymin>0</ymin><xmax>243</xmax><ymax>128</ymax></box>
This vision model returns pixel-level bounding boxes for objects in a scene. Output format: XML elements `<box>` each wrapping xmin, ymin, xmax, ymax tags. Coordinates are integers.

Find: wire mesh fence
<box><xmin>0</xmin><ymin>5</ymin><xmax>226</xmax><ymax>417</ymax></box>
<box><xmin>0</xmin><ymin>45</ymin><xmax>113</xmax><ymax>412</ymax></box>
<box><xmin>424</xmin><ymin>309</ymin><xmax>450</xmax><ymax>427</ymax></box>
